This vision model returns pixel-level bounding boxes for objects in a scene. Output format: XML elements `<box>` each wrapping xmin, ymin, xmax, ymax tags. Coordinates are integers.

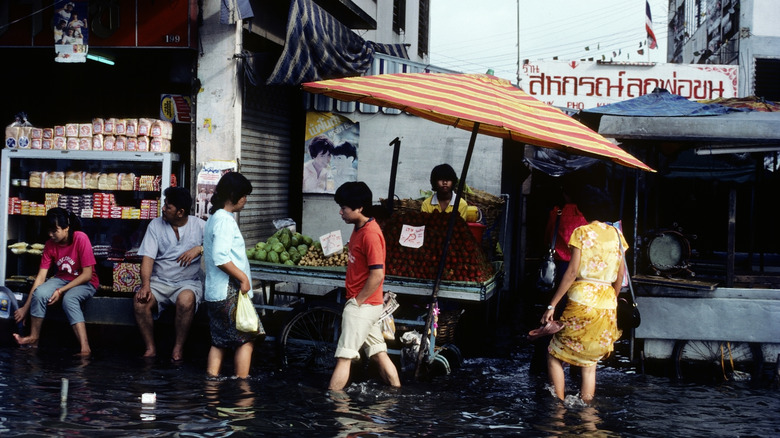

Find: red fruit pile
<box><xmin>383</xmin><ymin>211</ymin><xmax>494</xmax><ymax>283</ymax></box>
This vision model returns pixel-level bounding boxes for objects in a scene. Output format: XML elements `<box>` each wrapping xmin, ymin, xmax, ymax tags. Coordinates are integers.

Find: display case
<box><xmin>0</xmin><ymin>149</ymin><xmax>179</xmax><ymax>289</ymax></box>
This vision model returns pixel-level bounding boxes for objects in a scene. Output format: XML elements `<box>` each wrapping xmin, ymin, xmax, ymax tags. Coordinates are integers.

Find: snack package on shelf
<box><xmin>66</xmin><ymin>137</ymin><xmax>79</xmax><ymax>151</ymax></box>
<box><xmin>41</xmin><ymin>138</ymin><xmax>52</xmax><ymax>150</ymax></box>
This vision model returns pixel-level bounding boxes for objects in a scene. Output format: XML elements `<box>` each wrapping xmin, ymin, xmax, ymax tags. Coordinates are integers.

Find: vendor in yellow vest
<box><xmin>421</xmin><ymin>163</ymin><xmax>469</xmax><ymax>221</ymax></box>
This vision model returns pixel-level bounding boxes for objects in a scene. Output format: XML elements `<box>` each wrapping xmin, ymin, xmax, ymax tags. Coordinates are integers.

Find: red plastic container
<box><xmin>467</xmin><ymin>222</ymin><xmax>486</xmax><ymax>243</ymax></box>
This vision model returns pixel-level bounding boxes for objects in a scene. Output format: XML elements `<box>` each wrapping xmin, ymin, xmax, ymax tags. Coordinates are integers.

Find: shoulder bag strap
<box><xmin>549</xmin><ymin>209</ymin><xmax>562</xmax><ymax>252</ymax></box>
<box><xmin>614</xmin><ymin>225</ymin><xmax>636</xmax><ymax>301</ymax></box>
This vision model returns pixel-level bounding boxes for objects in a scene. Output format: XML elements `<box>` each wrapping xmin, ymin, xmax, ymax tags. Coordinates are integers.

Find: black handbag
<box><xmin>614</xmin><ymin>226</ymin><xmax>641</xmax><ymax>330</ymax></box>
<box><xmin>536</xmin><ymin>210</ymin><xmax>561</xmax><ymax>292</ymax></box>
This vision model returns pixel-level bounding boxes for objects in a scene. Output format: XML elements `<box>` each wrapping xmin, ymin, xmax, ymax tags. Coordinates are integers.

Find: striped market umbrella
<box><xmin>302</xmin><ymin>72</ymin><xmax>653</xmax><ymax>171</ymax></box>
<box><xmin>303</xmin><ymin>72</ymin><xmax>652</xmax><ymax>378</ymax></box>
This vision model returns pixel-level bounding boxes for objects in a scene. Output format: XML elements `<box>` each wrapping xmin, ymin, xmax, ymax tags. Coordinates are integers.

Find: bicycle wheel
<box><xmin>280</xmin><ymin>306</ymin><xmax>342</xmax><ymax>371</ymax></box>
<box><xmin>673</xmin><ymin>340</ymin><xmax>763</xmax><ymax>383</ymax></box>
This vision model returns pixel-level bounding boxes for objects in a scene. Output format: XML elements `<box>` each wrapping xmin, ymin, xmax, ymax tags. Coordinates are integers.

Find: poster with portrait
<box><xmin>195</xmin><ymin>161</ymin><xmax>237</xmax><ymax>220</ymax></box>
<box><xmin>53</xmin><ymin>1</ymin><xmax>89</xmax><ymax>63</ymax></box>
<box><xmin>303</xmin><ymin>112</ymin><xmax>359</xmax><ymax>194</ymax></box>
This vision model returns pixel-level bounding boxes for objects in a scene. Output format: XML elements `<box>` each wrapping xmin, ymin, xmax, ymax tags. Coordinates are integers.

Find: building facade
<box><xmin>666</xmin><ymin>0</ymin><xmax>780</xmax><ymax>100</ymax></box>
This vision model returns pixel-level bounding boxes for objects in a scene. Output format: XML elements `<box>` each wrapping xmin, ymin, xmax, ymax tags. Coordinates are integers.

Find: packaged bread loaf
<box><xmin>53</xmin><ymin>136</ymin><xmax>66</xmax><ymax>150</ymax></box>
<box><xmin>31</xmin><ymin>128</ymin><xmax>42</xmax><ymax>139</ymax></box>
<box><xmin>79</xmin><ymin>137</ymin><xmax>92</xmax><ymax>150</ymax></box>
<box><xmin>5</xmin><ymin>126</ymin><xmax>18</xmax><ymax>148</ymax></box>
<box><xmin>149</xmin><ymin>137</ymin><xmax>170</xmax><ymax>152</ymax></box>
<box><xmin>118</xmin><ymin>173</ymin><xmax>136</xmax><ymax>190</ymax></box>
<box><xmin>98</xmin><ymin>173</ymin><xmax>118</xmax><ymax>190</ymax></box>
<box><xmin>137</xmin><ymin>136</ymin><xmax>149</xmax><ymax>152</ymax></box>
<box><xmin>115</xmin><ymin>119</ymin><xmax>126</xmax><ymax>136</ymax></box>
<box><xmin>138</xmin><ymin>118</ymin><xmax>152</xmax><ymax>136</ymax></box>
<box><xmin>17</xmin><ymin>127</ymin><xmax>31</xmax><ymax>148</ymax></box>
<box><xmin>54</xmin><ymin>125</ymin><xmax>65</xmax><ymax>137</ymax></box>
<box><xmin>125</xmin><ymin>119</ymin><xmax>138</xmax><ymax>137</ymax></box>
<box><xmin>44</xmin><ymin>171</ymin><xmax>65</xmax><ymax>189</ymax></box>
<box><xmin>65</xmin><ymin>171</ymin><xmax>85</xmax><ymax>189</ymax></box>
<box><xmin>92</xmin><ymin>118</ymin><xmax>104</xmax><ymax>135</ymax></box>
<box><xmin>41</xmin><ymin>138</ymin><xmax>52</xmax><ymax>150</ymax></box>
<box><xmin>78</xmin><ymin>123</ymin><xmax>92</xmax><ymax>137</ymax></box>
<box><xmin>85</xmin><ymin>172</ymin><xmax>99</xmax><ymax>189</ymax></box>
<box><xmin>29</xmin><ymin>171</ymin><xmax>42</xmax><ymax>188</ymax></box>
<box><xmin>125</xmin><ymin>136</ymin><xmax>137</xmax><ymax>152</ymax></box>
<box><xmin>43</xmin><ymin>128</ymin><xmax>53</xmax><ymax>139</ymax></box>
<box><xmin>65</xmin><ymin>123</ymin><xmax>79</xmax><ymax>137</ymax></box>
<box><xmin>104</xmin><ymin>118</ymin><xmax>116</xmax><ymax>135</ymax></box>
<box><xmin>92</xmin><ymin>134</ymin><xmax>103</xmax><ymax>151</ymax></box>
<box><xmin>114</xmin><ymin>135</ymin><xmax>126</xmax><ymax>151</ymax></box>
<box><xmin>31</xmin><ymin>138</ymin><xmax>42</xmax><ymax>149</ymax></box>
<box><xmin>66</xmin><ymin>137</ymin><xmax>79</xmax><ymax>150</ymax></box>
<box><xmin>103</xmin><ymin>135</ymin><xmax>115</xmax><ymax>151</ymax></box>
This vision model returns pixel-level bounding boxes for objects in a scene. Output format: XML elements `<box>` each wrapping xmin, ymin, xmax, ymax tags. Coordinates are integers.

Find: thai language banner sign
<box><xmin>518</xmin><ymin>61</ymin><xmax>738</xmax><ymax>110</ymax></box>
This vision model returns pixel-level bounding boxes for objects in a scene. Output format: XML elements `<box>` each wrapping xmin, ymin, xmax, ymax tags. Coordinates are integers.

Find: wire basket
<box><xmin>380</xmin><ymin>197</ymin><xmax>423</xmax><ymax>214</ymax></box>
<box><xmin>435</xmin><ymin>309</ymin><xmax>464</xmax><ymax>346</ymax></box>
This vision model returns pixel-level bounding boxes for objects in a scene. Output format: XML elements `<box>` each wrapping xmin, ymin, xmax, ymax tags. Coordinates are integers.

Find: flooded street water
<box><xmin>1</xmin><ymin>326</ymin><xmax>778</xmax><ymax>438</ymax></box>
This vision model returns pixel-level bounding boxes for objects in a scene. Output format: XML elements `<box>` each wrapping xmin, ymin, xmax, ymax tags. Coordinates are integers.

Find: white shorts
<box><xmin>334</xmin><ymin>298</ymin><xmax>387</xmax><ymax>360</ymax></box>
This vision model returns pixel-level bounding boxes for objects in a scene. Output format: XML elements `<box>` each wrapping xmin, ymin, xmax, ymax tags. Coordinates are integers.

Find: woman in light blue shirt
<box><xmin>203</xmin><ymin>172</ymin><xmax>259</xmax><ymax>378</ymax></box>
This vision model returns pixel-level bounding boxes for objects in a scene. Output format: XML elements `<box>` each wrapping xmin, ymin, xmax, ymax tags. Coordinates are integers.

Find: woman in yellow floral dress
<box><xmin>541</xmin><ymin>186</ymin><xmax>627</xmax><ymax>403</ymax></box>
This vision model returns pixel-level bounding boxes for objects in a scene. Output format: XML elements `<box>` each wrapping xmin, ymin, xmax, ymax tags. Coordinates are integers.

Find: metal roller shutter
<box><xmin>239</xmin><ymin>83</ymin><xmax>296</xmax><ymax>245</ymax></box>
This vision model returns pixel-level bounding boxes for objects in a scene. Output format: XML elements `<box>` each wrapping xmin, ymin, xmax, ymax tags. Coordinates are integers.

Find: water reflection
<box><xmin>0</xmin><ymin>341</ymin><xmax>778</xmax><ymax>437</ymax></box>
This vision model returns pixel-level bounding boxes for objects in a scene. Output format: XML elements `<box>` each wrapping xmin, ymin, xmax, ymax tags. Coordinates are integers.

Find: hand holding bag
<box><xmin>536</xmin><ymin>210</ymin><xmax>561</xmax><ymax>292</ymax></box>
<box><xmin>236</xmin><ymin>290</ymin><xmax>262</xmax><ymax>333</ymax></box>
<box><xmin>614</xmin><ymin>226</ymin><xmax>641</xmax><ymax>331</ymax></box>
<box><xmin>380</xmin><ymin>292</ymin><xmax>399</xmax><ymax>341</ymax></box>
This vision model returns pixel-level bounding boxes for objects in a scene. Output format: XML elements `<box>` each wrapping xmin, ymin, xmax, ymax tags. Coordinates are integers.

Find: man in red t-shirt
<box><xmin>328</xmin><ymin>182</ymin><xmax>401</xmax><ymax>391</ymax></box>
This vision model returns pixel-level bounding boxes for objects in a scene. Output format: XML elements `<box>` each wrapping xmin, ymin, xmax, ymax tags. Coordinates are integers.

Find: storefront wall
<box><xmin>301</xmin><ymin>113</ymin><xmax>503</xmax><ymax>241</ymax></box>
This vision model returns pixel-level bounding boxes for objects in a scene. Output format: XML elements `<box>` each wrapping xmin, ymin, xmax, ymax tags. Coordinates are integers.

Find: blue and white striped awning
<box><xmin>265</xmin><ymin>0</ymin><xmax>409</xmax><ymax>85</ymax></box>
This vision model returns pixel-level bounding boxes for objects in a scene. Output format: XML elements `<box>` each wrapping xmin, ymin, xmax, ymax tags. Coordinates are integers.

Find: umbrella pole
<box><xmin>414</xmin><ymin>123</ymin><xmax>480</xmax><ymax>379</ymax></box>
<box><xmin>386</xmin><ymin>137</ymin><xmax>402</xmax><ymax>215</ymax></box>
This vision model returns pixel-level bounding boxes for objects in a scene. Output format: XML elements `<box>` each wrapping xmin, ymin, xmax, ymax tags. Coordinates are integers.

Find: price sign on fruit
<box><xmin>319</xmin><ymin>230</ymin><xmax>344</xmax><ymax>256</ymax></box>
<box><xmin>399</xmin><ymin>224</ymin><xmax>425</xmax><ymax>248</ymax></box>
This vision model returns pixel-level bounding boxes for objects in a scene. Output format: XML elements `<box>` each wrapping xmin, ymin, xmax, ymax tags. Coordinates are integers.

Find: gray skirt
<box><xmin>206</xmin><ymin>280</ymin><xmax>262</xmax><ymax>349</ymax></box>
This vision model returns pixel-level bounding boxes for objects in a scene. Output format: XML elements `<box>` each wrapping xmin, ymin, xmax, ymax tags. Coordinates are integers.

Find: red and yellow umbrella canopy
<box><xmin>303</xmin><ymin>72</ymin><xmax>653</xmax><ymax>171</ymax></box>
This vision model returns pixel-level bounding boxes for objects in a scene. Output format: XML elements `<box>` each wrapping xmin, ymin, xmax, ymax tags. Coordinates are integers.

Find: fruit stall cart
<box><xmin>248</xmin><ymin>211</ymin><xmax>504</xmax><ymax>375</ymax></box>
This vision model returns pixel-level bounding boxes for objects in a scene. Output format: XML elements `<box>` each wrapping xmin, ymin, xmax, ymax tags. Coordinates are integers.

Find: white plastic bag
<box><xmin>236</xmin><ymin>291</ymin><xmax>260</xmax><ymax>333</ymax></box>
